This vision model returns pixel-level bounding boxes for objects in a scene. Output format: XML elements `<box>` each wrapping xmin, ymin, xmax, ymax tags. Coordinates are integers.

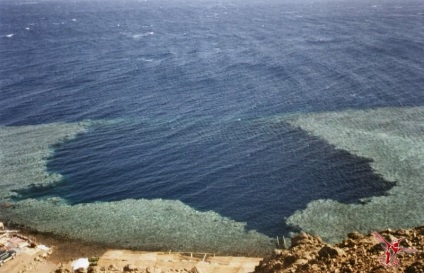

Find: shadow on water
<box><xmin>15</xmin><ymin>119</ymin><xmax>395</xmax><ymax>237</ymax></box>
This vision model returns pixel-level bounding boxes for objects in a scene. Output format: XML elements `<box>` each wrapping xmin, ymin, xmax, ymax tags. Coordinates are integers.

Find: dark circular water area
<box><xmin>19</xmin><ymin>118</ymin><xmax>394</xmax><ymax>237</ymax></box>
<box><xmin>2</xmin><ymin>0</ymin><xmax>424</xmax><ymax>237</ymax></box>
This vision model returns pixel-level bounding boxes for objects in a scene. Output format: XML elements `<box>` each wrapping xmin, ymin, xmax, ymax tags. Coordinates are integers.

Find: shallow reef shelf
<box><xmin>283</xmin><ymin>106</ymin><xmax>424</xmax><ymax>242</ymax></box>
<box><xmin>0</xmin><ymin>121</ymin><xmax>272</xmax><ymax>255</ymax></box>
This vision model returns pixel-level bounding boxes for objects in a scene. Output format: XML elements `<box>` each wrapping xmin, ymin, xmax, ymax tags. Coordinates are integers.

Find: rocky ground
<box><xmin>2</xmin><ymin>227</ymin><xmax>423</xmax><ymax>273</ymax></box>
<box><xmin>254</xmin><ymin>227</ymin><xmax>424</xmax><ymax>273</ymax></box>
<box><xmin>1</xmin><ymin>228</ymin><xmax>260</xmax><ymax>273</ymax></box>
<box><xmin>55</xmin><ymin>264</ymin><xmax>200</xmax><ymax>273</ymax></box>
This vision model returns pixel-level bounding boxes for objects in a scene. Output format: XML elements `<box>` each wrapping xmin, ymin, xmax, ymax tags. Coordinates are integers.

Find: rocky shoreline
<box><xmin>1</xmin><ymin>224</ymin><xmax>423</xmax><ymax>273</ymax></box>
<box><xmin>254</xmin><ymin>226</ymin><xmax>424</xmax><ymax>273</ymax></box>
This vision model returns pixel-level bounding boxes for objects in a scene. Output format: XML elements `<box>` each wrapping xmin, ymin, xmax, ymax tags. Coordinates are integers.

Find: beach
<box><xmin>1</xmin><ymin>223</ymin><xmax>423</xmax><ymax>273</ymax></box>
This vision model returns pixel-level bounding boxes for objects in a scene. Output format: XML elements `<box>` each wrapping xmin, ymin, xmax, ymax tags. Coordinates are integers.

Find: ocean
<box><xmin>1</xmin><ymin>0</ymin><xmax>423</xmax><ymax>254</ymax></box>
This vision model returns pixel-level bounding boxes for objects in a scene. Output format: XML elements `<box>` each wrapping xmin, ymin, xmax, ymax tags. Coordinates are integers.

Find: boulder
<box><xmin>282</xmin><ymin>254</ymin><xmax>298</xmax><ymax>267</ymax></box>
<box><xmin>318</xmin><ymin>245</ymin><xmax>345</xmax><ymax>258</ymax></box>
<box><xmin>405</xmin><ymin>261</ymin><xmax>424</xmax><ymax>273</ymax></box>
<box><xmin>87</xmin><ymin>267</ymin><xmax>99</xmax><ymax>273</ymax></box>
<box><xmin>347</xmin><ymin>232</ymin><xmax>363</xmax><ymax>240</ymax></box>
<box><xmin>291</xmin><ymin>232</ymin><xmax>310</xmax><ymax>247</ymax></box>
<box><xmin>107</xmin><ymin>264</ymin><xmax>119</xmax><ymax>271</ymax></box>
<box><xmin>55</xmin><ymin>269</ymin><xmax>71</xmax><ymax>273</ymax></box>
<box><xmin>123</xmin><ymin>264</ymin><xmax>138</xmax><ymax>272</ymax></box>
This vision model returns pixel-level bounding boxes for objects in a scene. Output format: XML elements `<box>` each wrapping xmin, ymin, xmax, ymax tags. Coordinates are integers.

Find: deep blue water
<box><xmin>1</xmin><ymin>0</ymin><xmax>424</xmax><ymax>237</ymax></box>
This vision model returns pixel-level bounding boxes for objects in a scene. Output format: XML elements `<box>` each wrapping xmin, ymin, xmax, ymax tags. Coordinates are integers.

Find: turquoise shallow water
<box><xmin>0</xmin><ymin>0</ymin><xmax>423</xmax><ymax>253</ymax></box>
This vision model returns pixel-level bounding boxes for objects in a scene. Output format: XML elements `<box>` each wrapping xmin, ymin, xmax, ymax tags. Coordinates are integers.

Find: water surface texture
<box><xmin>1</xmin><ymin>0</ymin><xmax>423</xmax><ymax>254</ymax></box>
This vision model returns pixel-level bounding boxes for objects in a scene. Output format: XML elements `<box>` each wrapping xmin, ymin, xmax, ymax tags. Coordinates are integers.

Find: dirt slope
<box><xmin>254</xmin><ymin>227</ymin><xmax>424</xmax><ymax>273</ymax></box>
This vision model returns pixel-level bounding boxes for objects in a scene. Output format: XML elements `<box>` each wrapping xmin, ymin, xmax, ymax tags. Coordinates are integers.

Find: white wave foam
<box><xmin>137</xmin><ymin>57</ymin><xmax>154</xmax><ymax>62</ymax></box>
<box><xmin>283</xmin><ymin>107</ymin><xmax>424</xmax><ymax>242</ymax></box>
<box><xmin>132</xmin><ymin>32</ymin><xmax>154</xmax><ymax>39</ymax></box>
<box><xmin>16</xmin><ymin>1</ymin><xmax>37</xmax><ymax>5</ymax></box>
<box><xmin>5</xmin><ymin>34</ymin><xmax>14</xmax><ymax>38</ymax></box>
